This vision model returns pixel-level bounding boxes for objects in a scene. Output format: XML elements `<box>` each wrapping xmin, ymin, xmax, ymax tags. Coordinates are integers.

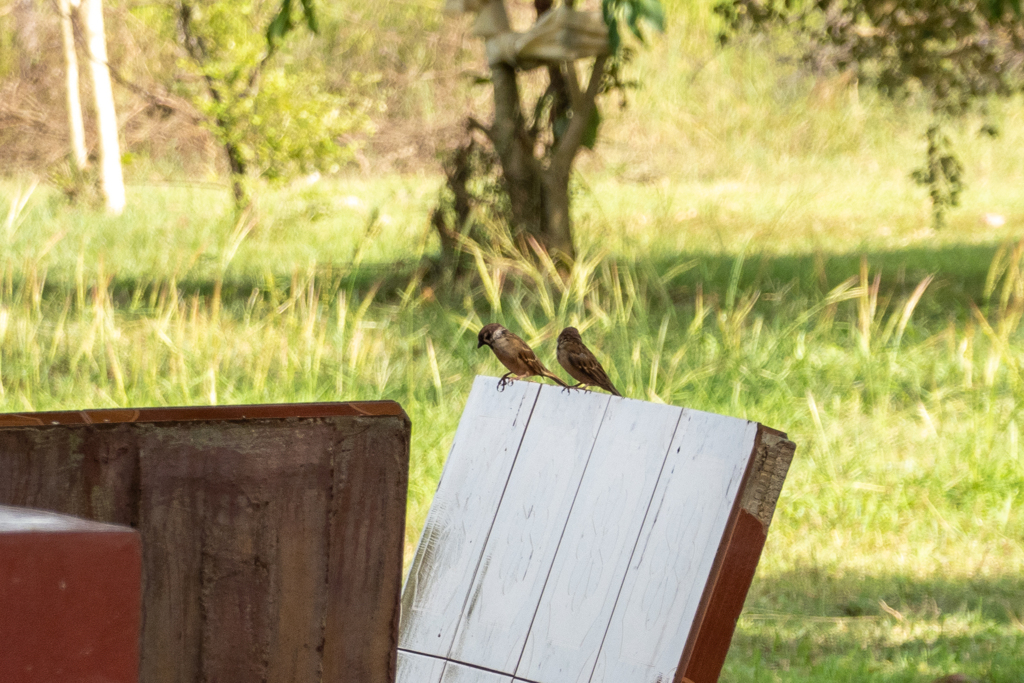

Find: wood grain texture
<box><xmin>137</xmin><ymin>421</ymin><xmax>337</xmax><ymax>683</ymax></box>
<box><xmin>448</xmin><ymin>384</ymin><xmax>611</xmax><ymax>673</ymax></box>
<box><xmin>443</xmin><ymin>662</ymin><xmax>514</xmax><ymax>683</ymax></box>
<box><xmin>323</xmin><ymin>415</ymin><xmax>411</xmax><ymax>683</ymax></box>
<box><xmin>0</xmin><ymin>403</ymin><xmax>410</xmax><ymax>683</ymax></box>
<box><xmin>0</xmin><ymin>425</ymin><xmax>138</xmax><ymax>525</ymax></box>
<box><xmin>517</xmin><ymin>400</ymin><xmax>684</xmax><ymax>683</ymax></box>
<box><xmin>397</xmin><ymin>376</ymin><xmax>795</xmax><ymax>683</ymax></box>
<box><xmin>584</xmin><ymin>410</ymin><xmax>758</xmax><ymax>683</ymax></box>
<box><xmin>400</xmin><ymin>377</ymin><xmax>541</xmax><ymax>656</ymax></box>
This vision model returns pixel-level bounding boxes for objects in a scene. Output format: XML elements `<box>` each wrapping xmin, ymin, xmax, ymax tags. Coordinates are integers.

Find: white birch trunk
<box><xmin>81</xmin><ymin>0</ymin><xmax>125</xmax><ymax>214</ymax></box>
<box><xmin>60</xmin><ymin>0</ymin><xmax>88</xmax><ymax>170</ymax></box>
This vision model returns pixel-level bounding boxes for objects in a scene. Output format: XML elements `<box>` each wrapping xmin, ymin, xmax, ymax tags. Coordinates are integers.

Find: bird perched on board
<box><xmin>557</xmin><ymin>326</ymin><xmax>622</xmax><ymax>397</ymax></box>
<box><xmin>477</xmin><ymin>323</ymin><xmax>568</xmax><ymax>389</ymax></box>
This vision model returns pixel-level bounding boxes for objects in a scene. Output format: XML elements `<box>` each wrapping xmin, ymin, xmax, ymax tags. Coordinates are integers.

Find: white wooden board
<box><xmin>448</xmin><ymin>385</ymin><xmax>611</xmax><ymax>672</ymax></box>
<box><xmin>589</xmin><ymin>411</ymin><xmax>758</xmax><ymax>683</ymax></box>
<box><xmin>516</xmin><ymin>400</ymin><xmax>684</xmax><ymax>683</ymax></box>
<box><xmin>400</xmin><ymin>376</ymin><xmax>541</xmax><ymax>655</ymax></box>
<box><xmin>442</xmin><ymin>661</ymin><xmax>513</xmax><ymax>683</ymax></box>
<box><xmin>396</xmin><ymin>650</ymin><xmax>446</xmax><ymax>683</ymax></box>
<box><xmin>398</xmin><ymin>376</ymin><xmax>760</xmax><ymax>683</ymax></box>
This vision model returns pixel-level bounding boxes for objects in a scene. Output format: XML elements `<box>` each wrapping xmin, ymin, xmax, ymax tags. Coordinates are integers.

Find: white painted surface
<box><xmin>400</xmin><ymin>377</ymin><xmax>541</xmax><ymax>656</ymax></box>
<box><xmin>396</xmin><ymin>650</ymin><xmax>446</xmax><ymax>683</ymax></box>
<box><xmin>442</xmin><ymin>662</ymin><xmax>513</xmax><ymax>683</ymax></box>
<box><xmin>398</xmin><ymin>377</ymin><xmax>758</xmax><ymax>683</ymax></box>
<box><xmin>516</xmin><ymin>400</ymin><xmax>684</xmax><ymax>683</ymax></box>
<box><xmin>590</xmin><ymin>411</ymin><xmax>757</xmax><ymax>683</ymax></box>
<box><xmin>449</xmin><ymin>384</ymin><xmax>611</xmax><ymax>673</ymax></box>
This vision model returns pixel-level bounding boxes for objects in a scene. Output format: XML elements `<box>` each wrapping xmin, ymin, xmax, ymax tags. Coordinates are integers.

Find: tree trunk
<box><xmin>223</xmin><ymin>137</ymin><xmax>248</xmax><ymax>206</ymax></box>
<box><xmin>540</xmin><ymin>167</ymin><xmax>573</xmax><ymax>259</ymax></box>
<box><xmin>81</xmin><ymin>0</ymin><xmax>125</xmax><ymax>214</ymax></box>
<box><xmin>59</xmin><ymin>0</ymin><xmax>88</xmax><ymax>170</ymax></box>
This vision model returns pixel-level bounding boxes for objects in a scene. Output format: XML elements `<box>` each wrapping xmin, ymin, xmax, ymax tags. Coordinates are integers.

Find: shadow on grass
<box><xmin>724</xmin><ymin>569</ymin><xmax>1024</xmax><ymax>682</ymax></box>
<box><xmin>3</xmin><ymin>240</ymin><xmax>1012</xmax><ymax>327</ymax></box>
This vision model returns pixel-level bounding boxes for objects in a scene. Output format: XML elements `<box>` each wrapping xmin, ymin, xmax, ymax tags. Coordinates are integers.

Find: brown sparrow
<box><xmin>477</xmin><ymin>323</ymin><xmax>568</xmax><ymax>389</ymax></box>
<box><xmin>556</xmin><ymin>326</ymin><xmax>622</xmax><ymax>396</ymax></box>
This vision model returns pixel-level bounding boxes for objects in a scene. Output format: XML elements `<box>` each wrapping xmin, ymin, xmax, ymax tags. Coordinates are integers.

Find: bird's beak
<box><xmin>477</xmin><ymin>340</ymin><xmax>485</xmax><ymax>348</ymax></box>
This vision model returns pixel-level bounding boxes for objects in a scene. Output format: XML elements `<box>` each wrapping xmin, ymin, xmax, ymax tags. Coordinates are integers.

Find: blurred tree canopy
<box><xmin>171</xmin><ymin>0</ymin><xmax>375</xmax><ymax>205</ymax></box>
<box><xmin>716</xmin><ymin>0</ymin><xmax>1024</xmax><ymax>228</ymax></box>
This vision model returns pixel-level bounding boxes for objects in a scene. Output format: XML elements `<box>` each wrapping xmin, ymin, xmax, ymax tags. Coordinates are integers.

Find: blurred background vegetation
<box><xmin>2</xmin><ymin>0</ymin><xmax>1024</xmax><ymax>680</ymax></box>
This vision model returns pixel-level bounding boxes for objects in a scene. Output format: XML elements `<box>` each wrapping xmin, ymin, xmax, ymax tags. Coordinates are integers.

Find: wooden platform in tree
<box><xmin>398</xmin><ymin>376</ymin><xmax>796</xmax><ymax>683</ymax></box>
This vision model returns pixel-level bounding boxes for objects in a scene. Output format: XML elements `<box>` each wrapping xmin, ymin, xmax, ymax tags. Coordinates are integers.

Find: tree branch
<box><xmin>549</xmin><ymin>54</ymin><xmax>606</xmax><ymax>178</ymax></box>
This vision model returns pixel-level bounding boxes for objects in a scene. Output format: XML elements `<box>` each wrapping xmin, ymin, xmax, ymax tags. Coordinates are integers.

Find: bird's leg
<box><xmin>497</xmin><ymin>372</ymin><xmax>514</xmax><ymax>391</ymax></box>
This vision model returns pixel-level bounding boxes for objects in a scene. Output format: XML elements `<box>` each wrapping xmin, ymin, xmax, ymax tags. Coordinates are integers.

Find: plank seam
<box><xmin>580</xmin><ymin>407</ymin><xmax>688</xmax><ymax>683</ymax></box>
<box><xmin>441</xmin><ymin>382</ymin><xmax>543</xmax><ymax>663</ymax></box>
<box><xmin>509</xmin><ymin>389</ymin><xmax>614</xmax><ymax>680</ymax></box>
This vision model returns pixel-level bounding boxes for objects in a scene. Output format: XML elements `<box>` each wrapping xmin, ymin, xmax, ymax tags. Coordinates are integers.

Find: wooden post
<box><xmin>0</xmin><ymin>505</ymin><xmax>141</xmax><ymax>683</ymax></box>
<box><xmin>0</xmin><ymin>401</ymin><xmax>410</xmax><ymax>683</ymax></box>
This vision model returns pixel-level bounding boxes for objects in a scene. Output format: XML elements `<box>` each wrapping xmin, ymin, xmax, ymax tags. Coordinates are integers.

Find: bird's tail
<box><xmin>542</xmin><ymin>369</ymin><xmax>570</xmax><ymax>387</ymax></box>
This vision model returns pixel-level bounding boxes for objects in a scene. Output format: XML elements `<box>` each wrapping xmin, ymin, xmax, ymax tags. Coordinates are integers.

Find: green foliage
<box><xmin>910</xmin><ymin>121</ymin><xmax>964</xmax><ymax>230</ymax></box>
<box><xmin>266</xmin><ymin>0</ymin><xmax>318</xmax><ymax>50</ymax></box>
<box><xmin>603</xmin><ymin>0</ymin><xmax>666</xmax><ymax>55</ymax></box>
<box><xmin>715</xmin><ymin>0</ymin><xmax>1024</xmax><ymax>228</ymax></box>
<box><xmin>173</xmin><ymin>0</ymin><xmax>374</xmax><ymax>199</ymax></box>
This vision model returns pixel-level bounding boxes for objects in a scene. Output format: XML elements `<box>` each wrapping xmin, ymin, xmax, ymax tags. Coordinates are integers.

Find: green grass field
<box><xmin>2</xmin><ymin>3</ymin><xmax>1024</xmax><ymax>679</ymax></box>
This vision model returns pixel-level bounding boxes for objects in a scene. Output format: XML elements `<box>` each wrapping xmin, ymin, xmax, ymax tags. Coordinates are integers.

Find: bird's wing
<box><xmin>569</xmin><ymin>347</ymin><xmax>619</xmax><ymax>395</ymax></box>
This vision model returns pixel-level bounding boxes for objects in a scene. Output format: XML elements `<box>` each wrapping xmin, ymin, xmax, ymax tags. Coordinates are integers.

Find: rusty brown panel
<box><xmin>0</xmin><ymin>425</ymin><xmax>138</xmax><ymax>525</ymax></box>
<box><xmin>322</xmin><ymin>415</ymin><xmax>411</xmax><ymax>683</ymax></box>
<box><xmin>679</xmin><ymin>509</ymin><xmax>766</xmax><ymax>683</ymax></box>
<box><xmin>0</xmin><ymin>401</ymin><xmax>406</xmax><ymax>427</ymax></box>
<box><xmin>678</xmin><ymin>425</ymin><xmax>796</xmax><ymax>683</ymax></box>
<box><xmin>0</xmin><ymin>507</ymin><xmax>142</xmax><ymax>683</ymax></box>
<box><xmin>137</xmin><ymin>420</ymin><xmax>337</xmax><ymax>683</ymax></box>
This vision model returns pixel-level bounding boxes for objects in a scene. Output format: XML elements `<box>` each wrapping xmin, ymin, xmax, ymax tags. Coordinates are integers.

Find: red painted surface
<box><xmin>0</xmin><ymin>506</ymin><xmax>141</xmax><ymax>683</ymax></box>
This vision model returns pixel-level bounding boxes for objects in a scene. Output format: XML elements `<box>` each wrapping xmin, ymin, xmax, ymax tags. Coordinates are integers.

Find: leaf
<box><xmin>266</xmin><ymin>0</ymin><xmax>294</xmax><ymax>48</ymax></box>
<box><xmin>299</xmin><ymin>0</ymin><xmax>318</xmax><ymax>33</ymax></box>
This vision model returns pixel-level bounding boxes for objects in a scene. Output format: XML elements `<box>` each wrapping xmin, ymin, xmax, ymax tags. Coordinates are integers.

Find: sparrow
<box><xmin>477</xmin><ymin>323</ymin><xmax>568</xmax><ymax>389</ymax></box>
<box><xmin>556</xmin><ymin>326</ymin><xmax>622</xmax><ymax>396</ymax></box>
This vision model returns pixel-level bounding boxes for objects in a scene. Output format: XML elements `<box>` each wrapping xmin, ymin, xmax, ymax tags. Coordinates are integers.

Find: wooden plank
<box><xmin>137</xmin><ymin>421</ymin><xmax>336</xmax><ymax>683</ymax></box>
<box><xmin>400</xmin><ymin>376</ymin><xmax>541</xmax><ymax>656</ymax></box>
<box><xmin>0</xmin><ymin>425</ymin><xmax>138</xmax><ymax>524</ymax></box>
<box><xmin>322</xmin><ymin>415</ymin><xmax>411</xmax><ymax>683</ymax></box>
<box><xmin>448</xmin><ymin>384</ymin><xmax>611</xmax><ymax>674</ymax></box>
<box><xmin>681</xmin><ymin>429</ymin><xmax>796</xmax><ymax>683</ymax></box>
<box><xmin>0</xmin><ymin>403</ymin><xmax>411</xmax><ymax>683</ymax></box>
<box><xmin>443</xmin><ymin>662</ymin><xmax>514</xmax><ymax>683</ymax></box>
<box><xmin>589</xmin><ymin>410</ymin><xmax>758</xmax><ymax>683</ymax></box>
<box><xmin>516</xmin><ymin>400</ymin><xmax>684</xmax><ymax>683</ymax></box>
<box><xmin>396</xmin><ymin>651</ymin><xmax>447</xmax><ymax>683</ymax></box>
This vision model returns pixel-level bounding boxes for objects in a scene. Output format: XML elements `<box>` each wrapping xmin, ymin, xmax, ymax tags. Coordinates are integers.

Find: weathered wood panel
<box><xmin>323</xmin><ymin>417</ymin><xmax>411</xmax><ymax>683</ymax></box>
<box><xmin>589</xmin><ymin>411</ymin><xmax>758</xmax><ymax>683</ymax></box>
<box><xmin>400</xmin><ymin>377</ymin><xmax>541</xmax><ymax>656</ymax></box>
<box><xmin>398</xmin><ymin>376</ymin><xmax>795</xmax><ymax>683</ymax></box>
<box><xmin>516</xmin><ymin>400</ymin><xmax>684</xmax><ymax>683</ymax></box>
<box><xmin>137</xmin><ymin>422</ymin><xmax>336</xmax><ymax>683</ymax></box>
<box><xmin>448</xmin><ymin>386</ymin><xmax>611</xmax><ymax>673</ymax></box>
<box><xmin>0</xmin><ymin>401</ymin><xmax>409</xmax><ymax>683</ymax></box>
